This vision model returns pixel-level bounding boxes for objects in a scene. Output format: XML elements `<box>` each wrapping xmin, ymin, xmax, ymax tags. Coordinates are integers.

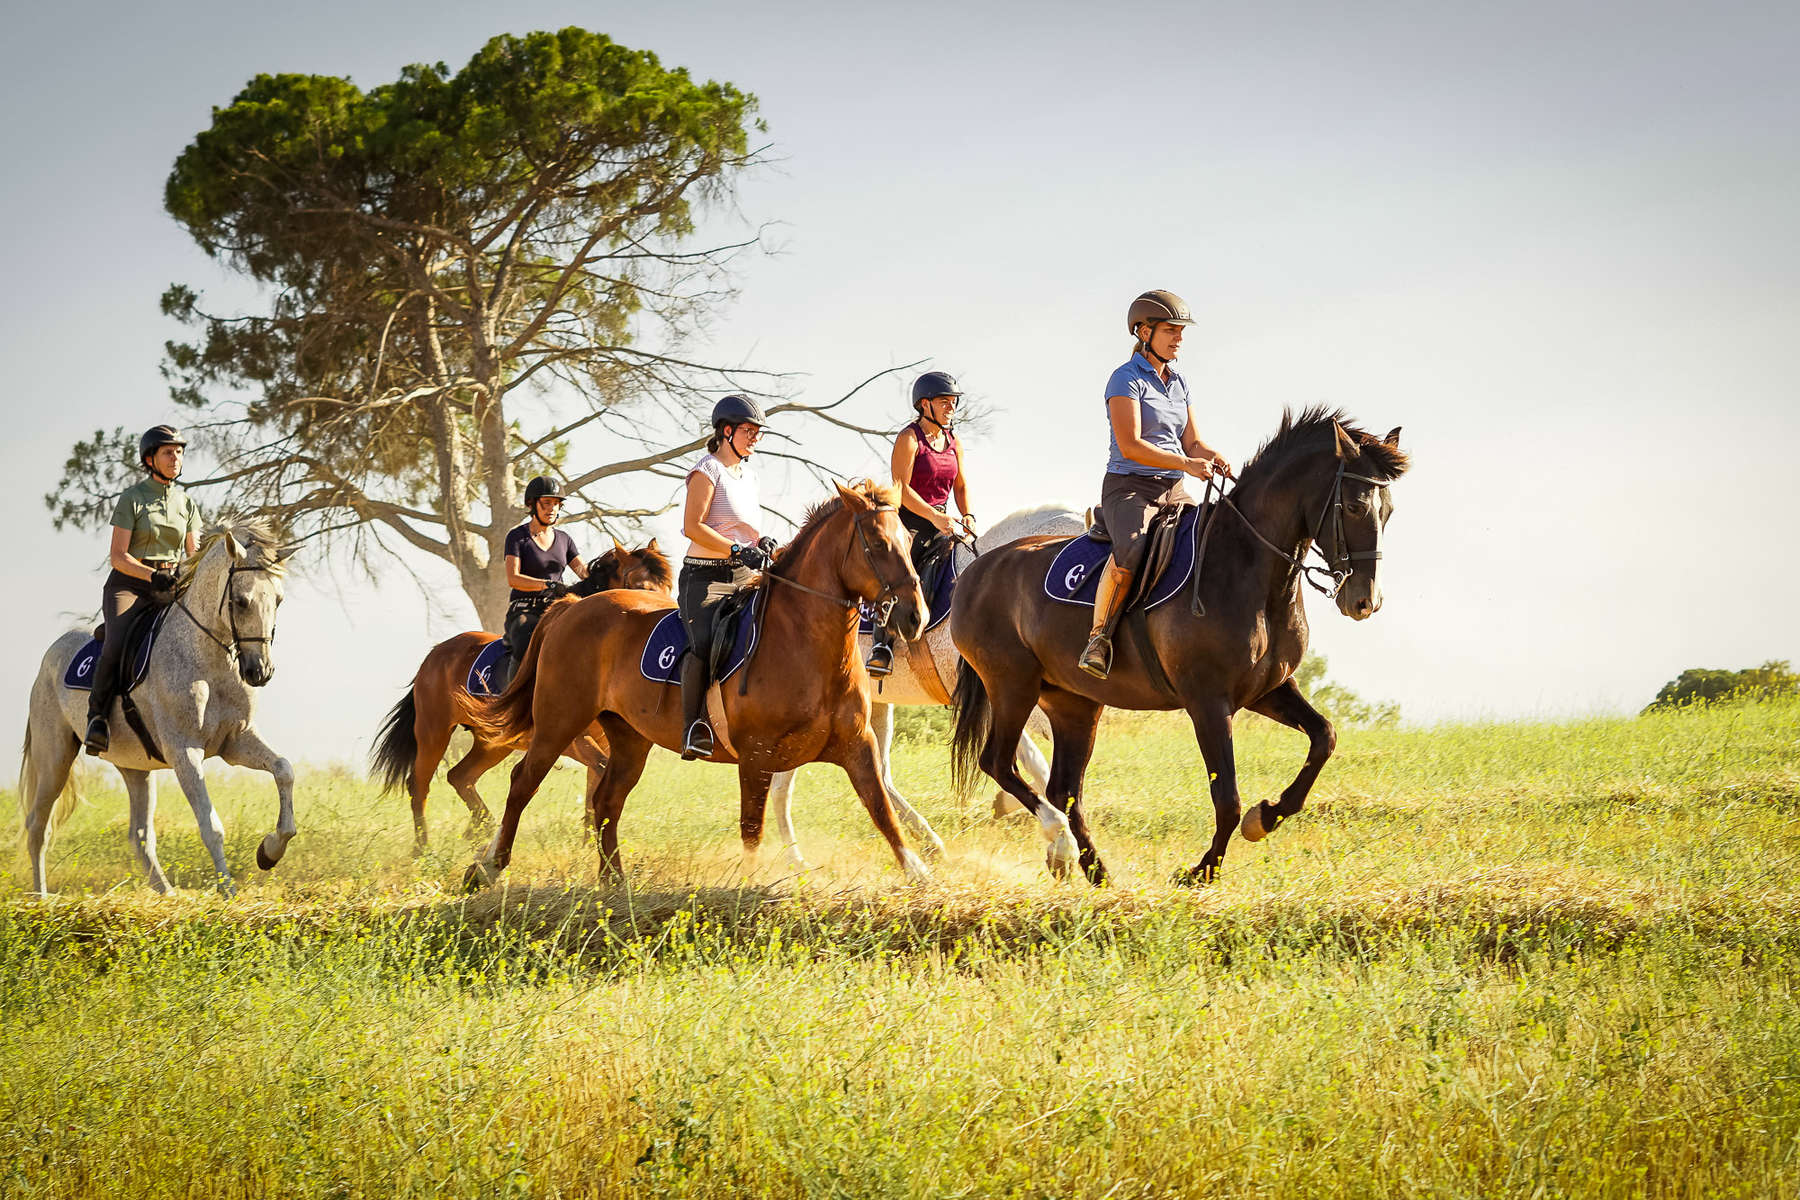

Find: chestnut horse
<box><xmin>464</xmin><ymin>480</ymin><xmax>930</xmax><ymax>888</ymax></box>
<box><xmin>370</xmin><ymin>541</ymin><xmax>672</xmax><ymax>852</ymax></box>
<box><xmin>950</xmin><ymin>409</ymin><xmax>1409</xmax><ymax>885</ymax></box>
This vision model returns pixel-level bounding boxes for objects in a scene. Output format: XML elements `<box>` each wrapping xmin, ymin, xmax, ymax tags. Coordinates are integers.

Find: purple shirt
<box><xmin>504</xmin><ymin>524</ymin><xmax>578</xmax><ymax>601</ymax></box>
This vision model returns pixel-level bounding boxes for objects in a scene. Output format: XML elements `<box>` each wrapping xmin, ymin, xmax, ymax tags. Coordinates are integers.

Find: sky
<box><xmin>2</xmin><ymin>0</ymin><xmax>1796</xmax><ymax>775</ymax></box>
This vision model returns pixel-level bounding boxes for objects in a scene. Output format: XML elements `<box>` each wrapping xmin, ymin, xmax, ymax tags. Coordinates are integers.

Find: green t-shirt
<box><xmin>110</xmin><ymin>478</ymin><xmax>202</xmax><ymax>563</ymax></box>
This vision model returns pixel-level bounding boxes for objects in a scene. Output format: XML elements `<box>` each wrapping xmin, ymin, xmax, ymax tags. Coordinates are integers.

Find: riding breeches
<box><xmin>677</xmin><ymin>559</ymin><xmax>753</xmax><ymax>732</ymax></box>
<box><xmin>88</xmin><ymin>570</ymin><xmax>153</xmax><ymax>719</ymax></box>
<box><xmin>1094</xmin><ymin>472</ymin><xmax>1192</xmax><ymax>573</ymax></box>
<box><xmin>503</xmin><ymin>595</ymin><xmax>551</xmax><ymax>664</ymax></box>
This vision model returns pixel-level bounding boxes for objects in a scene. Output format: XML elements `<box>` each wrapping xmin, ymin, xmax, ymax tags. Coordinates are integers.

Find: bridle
<box><xmin>1191</xmin><ymin>462</ymin><xmax>1388</xmax><ymax>614</ymax></box>
<box><xmin>765</xmin><ymin>504</ymin><xmax>914</xmax><ymax>625</ymax></box>
<box><xmin>176</xmin><ymin>560</ymin><xmax>278</xmax><ymax>661</ymax></box>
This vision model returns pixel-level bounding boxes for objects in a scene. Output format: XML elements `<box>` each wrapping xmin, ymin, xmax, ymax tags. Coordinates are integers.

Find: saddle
<box><xmin>465</xmin><ymin>639</ymin><xmax>510</xmax><ymax>698</ymax></box>
<box><xmin>1043</xmin><ymin>503</ymin><xmax>1201</xmax><ymax>614</ymax></box>
<box><xmin>639</xmin><ymin>588</ymin><xmax>767</xmax><ymax>688</ymax></box>
<box><xmin>65</xmin><ymin>603</ymin><xmax>169</xmax><ymax>694</ymax></box>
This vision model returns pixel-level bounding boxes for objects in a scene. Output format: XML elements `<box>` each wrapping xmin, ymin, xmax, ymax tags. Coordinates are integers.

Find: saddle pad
<box><xmin>62</xmin><ymin>606</ymin><xmax>168</xmax><ymax>691</ymax></box>
<box><xmin>465</xmin><ymin>639</ymin><xmax>510</xmax><ymax>698</ymax></box>
<box><xmin>639</xmin><ymin>588</ymin><xmax>765</xmax><ymax>686</ymax></box>
<box><xmin>1043</xmin><ymin>504</ymin><xmax>1200</xmax><ymax>611</ymax></box>
<box><xmin>858</xmin><ymin>552</ymin><xmax>959</xmax><ymax>636</ymax></box>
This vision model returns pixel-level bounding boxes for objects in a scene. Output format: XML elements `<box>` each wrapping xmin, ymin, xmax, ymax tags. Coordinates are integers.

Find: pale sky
<box><xmin>3</xmin><ymin>0</ymin><xmax>1797</xmax><ymax>773</ymax></box>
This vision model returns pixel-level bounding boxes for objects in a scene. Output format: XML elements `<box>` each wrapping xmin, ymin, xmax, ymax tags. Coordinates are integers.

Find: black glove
<box><xmin>149</xmin><ymin>568</ymin><xmax>179</xmax><ymax>593</ymax></box>
<box><xmin>757</xmin><ymin>535</ymin><xmax>779</xmax><ymax>558</ymax></box>
<box><xmin>731</xmin><ymin>543</ymin><xmax>769</xmax><ymax>570</ymax></box>
<box><xmin>541</xmin><ymin>579</ymin><xmax>570</xmax><ymax>600</ymax></box>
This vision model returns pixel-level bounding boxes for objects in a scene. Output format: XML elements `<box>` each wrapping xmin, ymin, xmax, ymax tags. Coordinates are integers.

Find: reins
<box><xmin>763</xmin><ymin>504</ymin><xmax>912</xmax><ymax>626</ymax></box>
<box><xmin>1190</xmin><ymin>463</ymin><xmax>1389</xmax><ymax>617</ymax></box>
<box><xmin>173</xmin><ymin>560</ymin><xmax>278</xmax><ymax>661</ymax></box>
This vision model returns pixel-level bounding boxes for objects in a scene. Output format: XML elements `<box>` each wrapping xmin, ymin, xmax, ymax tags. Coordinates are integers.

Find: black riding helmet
<box><xmin>524</xmin><ymin>476</ymin><xmax>567</xmax><ymax>509</ymax></box>
<box><xmin>711</xmin><ymin>394</ymin><xmax>766</xmax><ymax>428</ymax></box>
<box><xmin>139</xmin><ymin>424</ymin><xmax>188</xmax><ymax>470</ymax></box>
<box><xmin>910</xmin><ymin>370</ymin><xmax>963</xmax><ymax>412</ymax></box>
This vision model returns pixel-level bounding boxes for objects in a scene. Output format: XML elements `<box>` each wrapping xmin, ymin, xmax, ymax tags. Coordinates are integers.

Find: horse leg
<box><xmin>871</xmin><ymin>701</ymin><xmax>947</xmax><ymax>859</ymax></box>
<box><xmin>571</xmin><ymin>733</ymin><xmax>609</xmax><ymax>839</ymax></box>
<box><xmin>979</xmin><ymin>681</ymin><xmax>1080</xmax><ymax>879</ymax></box>
<box><xmin>120</xmin><ymin>767</ymin><xmax>173</xmax><ymax>894</ymax></box>
<box><xmin>445</xmin><ymin>739</ymin><xmax>508</xmax><ymax>841</ymax></box>
<box><xmin>169</xmin><ymin>744</ymin><xmax>236</xmax><ymax>897</ymax></box>
<box><xmin>466</xmin><ymin>698</ymin><xmax>596</xmax><ymax>890</ymax></box>
<box><xmin>1039</xmin><ymin>690</ymin><xmax>1108</xmax><ymax>885</ymax></box>
<box><xmin>766</xmin><ymin>769</ymin><xmax>810</xmax><ymax>871</ymax></box>
<box><xmin>21</xmin><ymin>725</ymin><xmax>79</xmax><ymax>897</ymax></box>
<box><xmin>217</xmin><ymin>727</ymin><xmax>297</xmax><ymax>871</ymax></box>
<box><xmin>408</xmin><ymin>718</ymin><xmax>455</xmax><ymax>855</ymax></box>
<box><xmin>995</xmin><ymin>718</ymin><xmax>1052</xmax><ymax>818</ymax></box>
<box><xmin>839</xmin><ymin>735</ymin><xmax>932</xmax><ymax>883</ymax></box>
<box><xmin>588</xmin><ymin>717</ymin><xmax>650</xmax><ymax>884</ymax></box>
<box><xmin>1240</xmin><ymin>679</ymin><xmax>1336</xmax><ymax>841</ymax></box>
<box><xmin>1176</xmin><ymin>699</ymin><xmax>1240</xmax><ymax>886</ymax></box>
<box><xmin>737</xmin><ymin>761</ymin><xmax>778</xmax><ymax>878</ymax></box>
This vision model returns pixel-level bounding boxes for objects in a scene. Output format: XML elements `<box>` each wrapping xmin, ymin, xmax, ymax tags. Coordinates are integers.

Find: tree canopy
<box><xmin>1643</xmin><ymin>660</ymin><xmax>1798</xmax><ymax>712</ymax></box>
<box><xmin>50</xmin><ymin>28</ymin><xmax>875</xmax><ymax>626</ymax></box>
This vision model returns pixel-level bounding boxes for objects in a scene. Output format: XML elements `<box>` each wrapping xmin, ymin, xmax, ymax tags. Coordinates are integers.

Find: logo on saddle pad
<box><xmin>639</xmin><ymin>591</ymin><xmax>764</xmax><ymax>686</ymax></box>
<box><xmin>465</xmin><ymin>639</ymin><xmax>510</xmax><ymax>698</ymax></box>
<box><xmin>1043</xmin><ymin>505</ymin><xmax>1201</xmax><ymax>611</ymax></box>
<box><xmin>62</xmin><ymin>607</ymin><xmax>168</xmax><ymax>692</ymax></box>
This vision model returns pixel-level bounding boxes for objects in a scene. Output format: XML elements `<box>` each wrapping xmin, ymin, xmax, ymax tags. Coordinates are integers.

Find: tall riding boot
<box><xmin>865</xmin><ymin>629</ymin><xmax>894</xmax><ymax>678</ymax></box>
<box><xmin>679</xmin><ymin>653</ymin><xmax>714</xmax><ymax>760</ymax></box>
<box><xmin>83</xmin><ymin>678</ymin><xmax>115</xmax><ymax>755</ymax></box>
<box><xmin>1078</xmin><ymin>562</ymin><xmax>1136</xmax><ymax>680</ymax></box>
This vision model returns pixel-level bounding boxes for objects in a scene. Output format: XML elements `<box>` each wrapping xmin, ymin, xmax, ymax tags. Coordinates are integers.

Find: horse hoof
<box><xmin>1239</xmin><ymin>804</ymin><xmax>1268</xmax><ymax>843</ymax></box>
<box><xmin>255</xmin><ymin>833</ymin><xmax>287</xmax><ymax>871</ymax></box>
<box><xmin>216</xmin><ymin>878</ymin><xmax>238</xmax><ymax>899</ymax></box>
<box><xmin>255</xmin><ymin>844</ymin><xmax>276</xmax><ymax>871</ymax></box>
<box><xmin>901</xmin><ymin>849</ymin><xmax>933</xmax><ymax>885</ymax></box>
<box><xmin>1172</xmin><ymin>863</ymin><xmax>1215</xmax><ymax>888</ymax></box>
<box><xmin>1046</xmin><ymin>849</ymin><xmax>1074</xmax><ymax>880</ymax></box>
<box><xmin>462</xmin><ymin>862</ymin><xmax>500</xmax><ymax>893</ymax></box>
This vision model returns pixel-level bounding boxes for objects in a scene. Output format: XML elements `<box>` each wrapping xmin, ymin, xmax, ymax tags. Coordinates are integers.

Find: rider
<box><xmin>84</xmin><ymin>425</ymin><xmax>204</xmax><ymax>754</ymax></box>
<box><xmin>1080</xmin><ymin>290</ymin><xmax>1231</xmax><ymax>679</ymax></box>
<box><xmin>678</xmin><ymin>395</ymin><xmax>778</xmax><ymax>759</ymax></box>
<box><xmin>500</xmin><ymin>476</ymin><xmax>589</xmax><ymax>687</ymax></box>
<box><xmin>866</xmin><ymin>369</ymin><xmax>976</xmax><ymax>677</ymax></box>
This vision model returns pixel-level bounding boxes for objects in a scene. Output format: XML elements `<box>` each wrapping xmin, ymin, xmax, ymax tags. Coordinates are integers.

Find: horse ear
<box><xmin>1384</xmin><ymin>426</ymin><xmax>1402</xmax><ymax>447</ymax></box>
<box><xmin>274</xmin><ymin>544</ymin><xmax>299</xmax><ymax>565</ymax></box>
<box><xmin>224</xmin><ymin>531</ymin><xmax>245</xmax><ymax>561</ymax></box>
<box><xmin>646</xmin><ymin>537</ymin><xmax>660</xmax><ymax>553</ymax></box>
<box><xmin>833</xmin><ymin>480</ymin><xmax>868</xmax><ymax>510</ymax></box>
<box><xmin>611</xmin><ymin>537</ymin><xmax>625</xmax><ymax>556</ymax></box>
<box><xmin>1333</xmin><ymin>423</ymin><xmax>1358</xmax><ymax>459</ymax></box>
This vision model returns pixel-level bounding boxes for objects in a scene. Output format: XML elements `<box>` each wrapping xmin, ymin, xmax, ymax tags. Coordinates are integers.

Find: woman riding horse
<box><xmin>499</xmin><ymin>475</ymin><xmax>588</xmax><ymax>689</ymax></box>
<box><xmin>1081</xmin><ymin>290</ymin><xmax>1231</xmax><ymax>679</ymax></box>
<box><xmin>678</xmin><ymin>394</ymin><xmax>779</xmax><ymax>759</ymax></box>
<box><xmin>85</xmin><ymin>424</ymin><xmax>203</xmax><ymax>755</ymax></box>
<box><xmin>866</xmin><ymin>370</ymin><xmax>977</xmax><ymax>678</ymax></box>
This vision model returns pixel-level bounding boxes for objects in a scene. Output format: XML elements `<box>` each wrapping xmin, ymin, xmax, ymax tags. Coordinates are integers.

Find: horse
<box><xmin>949</xmin><ymin>408</ymin><xmax>1409</xmax><ymax>886</ymax></box>
<box><xmin>19</xmin><ymin>520</ymin><xmax>297</xmax><ymax>896</ymax></box>
<box><xmin>369</xmin><ymin>540</ymin><xmax>674</xmax><ymax>853</ymax></box>
<box><xmin>463</xmin><ymin>480</ymin><xmax>931</xmax><ymax>888</ymax></box>
<box><xmin>760</xmin><ymin>504</ymin><xmax>1087</xmax><ymax>868</ymax></box>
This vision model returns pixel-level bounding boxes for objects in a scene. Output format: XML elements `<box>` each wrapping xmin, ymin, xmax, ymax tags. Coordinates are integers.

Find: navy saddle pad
<box><xmin>465</xmin><ymin>639</ymin><xmax>510</xmax><ymax>698</ymax></box>
<box><xmin>1043</xmin><ymin>504</ymin><xmax>1200</xmax><ymax>611</ymax></box>
<box><xmin>639</xmin><ymin>588</ymin><xmax>765</xmax><ymax>686</ymax></box>
<box><xmin>858</xmin><ymin>549</ymin><xmax>959</xmax><ymax>636</ymax></box>
<box><xmin>63</xmin><ymin>606</ymin><xmax>168</xmax><ymax>691</ymax></box>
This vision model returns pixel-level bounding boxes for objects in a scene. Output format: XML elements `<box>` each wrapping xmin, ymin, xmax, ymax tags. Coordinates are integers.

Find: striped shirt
<box><xmin>686</xmin><ymin>453</ymin><xmax>762</xmax><ymax>558</ymax></box>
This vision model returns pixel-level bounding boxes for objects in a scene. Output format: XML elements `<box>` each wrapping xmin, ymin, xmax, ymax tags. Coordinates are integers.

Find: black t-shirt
<box><xmin>504</xmin><ymin>524</ymin><xmax>579</xmax><ymax>601</ymax></box>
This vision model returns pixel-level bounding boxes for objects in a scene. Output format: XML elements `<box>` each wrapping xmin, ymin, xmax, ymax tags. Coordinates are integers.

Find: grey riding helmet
<box><xmin>1127</xmin><ymin>289</ymin><xmax>1196</xmax><ymax>336</ymax></box>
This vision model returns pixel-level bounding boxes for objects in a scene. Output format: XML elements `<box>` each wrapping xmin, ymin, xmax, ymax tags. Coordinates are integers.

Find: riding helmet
<box><xmin>910</xmin><ymin>370</ymin><xmax>963</xmax><ymax>410</ymax></box>
<box><xmin>138</xmin><ymin>424</ymin><xmax>188</xmax><ymax>466</ymax></box>
<box><xmin>1127</xmin><ymin>289</ymin><xmax>1196</xmax><ymax>336</ymax></box>
<box><xmin>711</xmin><ymin>394</ymin><xmax>767</xmax><ymax>428</ymax></box>
<box><xmin>524</xmin><ymin>476</ymin><xmax>567</xmax><ymax>508</ymax></box>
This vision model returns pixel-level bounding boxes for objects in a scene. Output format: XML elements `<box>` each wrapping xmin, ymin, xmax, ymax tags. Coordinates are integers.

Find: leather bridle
<box><xmin>766</xmin><ymin>504</ymin><xmax>914</xmax><ymax>625</ymax></box>
<box><xmin>176</xmin><ymin>561</ymin><xmax>278</xmax><ymax>661</ymax></box>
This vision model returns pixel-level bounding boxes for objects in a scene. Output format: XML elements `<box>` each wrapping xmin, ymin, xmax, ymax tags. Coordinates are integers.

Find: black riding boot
<box><xmin>865</xmin><ymin>630</ymin><xmax>894</xmax><ymax>678</ymax></box>
<box><xmin>84</xmin><ymin>634</ymin><xmax>131</xmax><ymax>756</ymax></box>
<box><xmin>83</xmin><ymin>685</ymin><xmax>113</xmax><ymax>756</ymax></box>
<box><xmin>679</xmin><ymin>652</ymin><xmax>714</xmax><ymax>760</ymax></box>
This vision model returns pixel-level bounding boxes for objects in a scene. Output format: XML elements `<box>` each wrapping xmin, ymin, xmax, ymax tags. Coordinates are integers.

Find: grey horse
<box><xmin>19</xmin><ymin>521</ymin><xmax>297</xmax><ymax>896</ymax></box>
<box><xmin>762</xmin><ymin>503</ymin><xmax>1085</xmax><ymax>869</ymax></box>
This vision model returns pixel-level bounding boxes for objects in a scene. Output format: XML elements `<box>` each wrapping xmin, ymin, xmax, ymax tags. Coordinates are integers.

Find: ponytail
<box><xmin>706</xmin><ymin>423</ymin><xmax>727</xmax><ymax>454</ymax></box>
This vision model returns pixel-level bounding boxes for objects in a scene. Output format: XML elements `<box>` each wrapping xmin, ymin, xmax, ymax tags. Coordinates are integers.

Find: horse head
<box><xmin>828</xmin><ymin>480</ymin><xmax>927</xmax><ymax>640</ymax></box>
<box><xmin>1323</xmin><ymin>424</ymin><xmax>1408</xmax><ymax>620</ymax></box>
<box><xmin>190</xmin><ymin>523</ymin><xmax>292</xmax><ymax>686</ymax></box>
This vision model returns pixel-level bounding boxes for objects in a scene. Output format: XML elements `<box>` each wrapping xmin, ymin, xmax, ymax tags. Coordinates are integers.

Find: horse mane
<box><xmin>179</xmin><ymin>518</ymin><xmax>288</xmax><ymax>588</ymax></box>
<box><xmin>770</xmin><ymin>479</ymin><xmax>901</xmax><ymax>572</ymax></box>
<box><xmin>628</xmin><ymin>541</ymin><xmax>674</xmax><ymax>590</ymax></box>
<box><xmin>1235</xmin><ymin>405</ymin><xmax>1411</xmax><ymax>488</ymax></box>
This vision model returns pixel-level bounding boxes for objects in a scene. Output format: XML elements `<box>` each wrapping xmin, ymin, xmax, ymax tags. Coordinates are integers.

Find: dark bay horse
<box><xmin>370</xmin><ymin>541</ymin><xmax>672</xmax><ymax>852</ymax></box>
<box><xmin>463</xmin><ymin>481</ymin><xmax>930</xmax><ymax>888</ymax></box>
<box><xmin>950</xmin><ymin>408</ymin><xmax>1409</xmax><ymax>885</ymax></box>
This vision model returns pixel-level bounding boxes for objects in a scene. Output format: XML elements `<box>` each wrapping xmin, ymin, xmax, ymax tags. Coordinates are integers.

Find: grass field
<box><xmin>2</xmin><ymin>699</ymin><xmax>1796</xmax><ymax>1198</ymax></box>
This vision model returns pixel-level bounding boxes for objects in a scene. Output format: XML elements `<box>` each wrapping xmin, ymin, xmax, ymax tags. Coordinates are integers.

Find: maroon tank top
<box><xmin>906</xmin><ymin>421</ymin><xmax>958</xmax><ymax>508</ymax></box>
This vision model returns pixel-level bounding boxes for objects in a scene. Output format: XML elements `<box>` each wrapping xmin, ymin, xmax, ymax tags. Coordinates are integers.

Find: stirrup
<box><xmin>681</xmin><ymin>719</ymin><xmax>715</xmax><ymax>761</ymax></box>
<box><xmin>1077</xmin><ymin>633</ymin><xmax>1113</xmax><ymax>680</ymax></box>
<box><xmin>83</xmin><ymin>715</ymin><xmax>110</xmax><ymax>756</ymax></box>
<box><xmin>865</xmin><ymin>640</ymin><xmax>894</xmax><ymax>679</ymax></box>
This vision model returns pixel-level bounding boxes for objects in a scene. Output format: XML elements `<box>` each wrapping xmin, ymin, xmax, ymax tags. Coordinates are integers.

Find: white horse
<box><xmin>764</xmin><ymin>503</ymin><xmax>1085</xmax><ymax>868</ymax></box>
<box><xmin>19</xmin><ymin>521</ymin><xmax>297</xmax><ymax>896</ymax></box>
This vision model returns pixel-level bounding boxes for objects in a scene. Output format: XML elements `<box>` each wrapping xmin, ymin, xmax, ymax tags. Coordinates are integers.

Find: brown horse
<box><xmin>463</xmin><ymin>480</ymin><xmax>930</xmax><ymax>889</ymax></box>
<box><xmin>370</xmin><ymin>541</ymin><xmax>673</xmax><ymax>853</ymax></box>
<box><xmin>950</xmin><ymin>408</ymin><xmax>1409</xmax><ymax>886</ymax></box>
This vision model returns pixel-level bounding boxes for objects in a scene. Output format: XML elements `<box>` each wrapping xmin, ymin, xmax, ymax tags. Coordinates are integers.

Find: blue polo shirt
<box><xmin>1103</xmin><ymin>353</ymin><xmax>1190</xmax><ymax>478</ymax></box>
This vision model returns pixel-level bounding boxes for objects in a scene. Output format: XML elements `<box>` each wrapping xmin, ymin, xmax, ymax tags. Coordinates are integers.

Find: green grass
<box><xmin>2</xmin><ymin>699</ymin><xmax>1796</xmax><ymax>1198</ymax></box>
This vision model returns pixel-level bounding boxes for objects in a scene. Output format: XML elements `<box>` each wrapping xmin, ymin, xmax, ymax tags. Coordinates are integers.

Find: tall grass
<box><xmin>1</xmin><ymin>699</ymin><xmax>1795</xmax><ymax>1197</ymax></box>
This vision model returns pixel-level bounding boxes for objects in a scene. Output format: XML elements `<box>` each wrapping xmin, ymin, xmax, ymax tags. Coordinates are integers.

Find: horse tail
<box><xmin>468</xmin><ymin>604</ymin><xmax>566</xmax><ymax>746</ymax></box>
<box><xmin>17</xmin><ymin>719</ymin><xmax>80</xmax><ymax>836</ymax></box>
<box><xmin>950</xmin><ymin>661</ymin><xmax>991</xmax><ymax>798</ymax></box>
<box><xmin>369</xmin><ymin>688</ymin><xmax>419</xmax><ymax>798</ymax></box>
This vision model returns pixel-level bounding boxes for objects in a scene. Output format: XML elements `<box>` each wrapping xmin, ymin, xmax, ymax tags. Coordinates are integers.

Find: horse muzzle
<box><xmin>1336</xmin><ymin>579</ymin><xmax>1382</xmax><ymax>621</ymax></box>
<box><xmin>887</xmin><ymin>592</ymin><xmax>927</xmax><ymax>642</ymax></box>
<box><xmin>239</xmin><ymin>653</ymin><xmax>275</xmax><ymax>687</ymax></box>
